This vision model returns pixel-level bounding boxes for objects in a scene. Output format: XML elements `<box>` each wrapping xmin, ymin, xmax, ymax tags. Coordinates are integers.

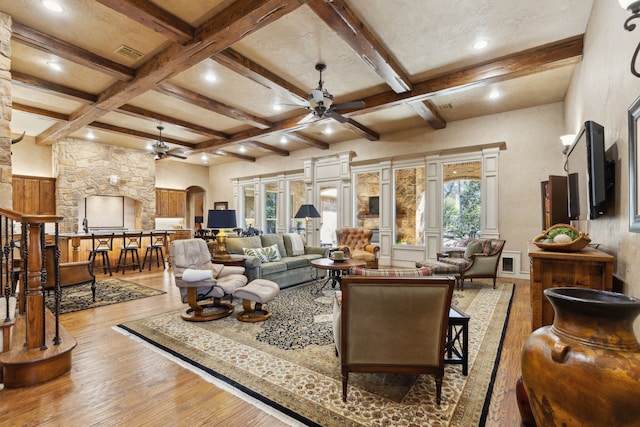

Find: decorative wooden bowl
<box><xmin>533</xmin><ymin>223</ymin><xmax>591</xmax><ymax>252</ymax></box>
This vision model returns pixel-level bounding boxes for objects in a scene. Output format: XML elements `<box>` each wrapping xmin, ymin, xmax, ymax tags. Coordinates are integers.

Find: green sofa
<box><xmin>226</xmin><ymin>234</ymin><xmax>329</xmax><ymax>288</ymax></box>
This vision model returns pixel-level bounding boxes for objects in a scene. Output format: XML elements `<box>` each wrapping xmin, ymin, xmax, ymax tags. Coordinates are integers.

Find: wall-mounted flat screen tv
<box><xmin>566</xmin><ymin>120</ymin><xmax>607</xmax><ymax>220</ymax></box>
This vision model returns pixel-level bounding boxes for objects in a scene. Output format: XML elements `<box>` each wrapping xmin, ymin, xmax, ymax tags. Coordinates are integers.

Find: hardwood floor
<box><xmin>0</xmin><ymin>267</ymin><xmax>531</xmax><ymax>426</ymax></box>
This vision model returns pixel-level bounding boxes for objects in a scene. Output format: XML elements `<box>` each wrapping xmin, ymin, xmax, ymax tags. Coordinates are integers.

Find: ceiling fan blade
<box><xmin>327</xmin><ymin>110</ymin><xmax>349</xmax><ymax>123</ymax></box>
<box><xmin>167</xmin><ymin>150</ymin><xmax>187</xmax><ymax>159</ymax></box>
<box><xmin>277</xmin><ymin>102</ymin><xmax>310</xmax><ymax>109</ymax></box>
<box><xmin>332</xmin><ymin>100</ymin><xmax>365</xmax><ymax>111</ymax></box>
<box><xmin>298</xmin><ymin>112</ymin><xmax>318</xmax><ymax>124</ymax></box>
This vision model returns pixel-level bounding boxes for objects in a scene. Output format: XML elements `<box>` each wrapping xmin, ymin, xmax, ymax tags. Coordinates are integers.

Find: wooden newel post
<box><xmin>25</xmin><ymin>220</ymin><xmax>45</xmax><ymax>350</ymax></box>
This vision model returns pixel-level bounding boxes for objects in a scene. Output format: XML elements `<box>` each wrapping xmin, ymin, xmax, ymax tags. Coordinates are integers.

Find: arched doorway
<box><xmin>186</xmin><ymin>186</ymin><xmax>206</xmax><ymax>231</ymax></box>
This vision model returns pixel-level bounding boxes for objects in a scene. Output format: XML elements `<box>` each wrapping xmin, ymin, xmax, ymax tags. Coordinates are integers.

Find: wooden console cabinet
<box><xmin>528</xmin><ymin>242</ymin><xmax>613</xmax><ymax>331</ymax></box>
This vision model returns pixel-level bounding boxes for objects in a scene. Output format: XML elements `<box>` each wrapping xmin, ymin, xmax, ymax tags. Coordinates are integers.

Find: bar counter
<box><xmin>54</xmin><ymin>229</ymin><xmax>192</xmax><ymax>263</ymax></box>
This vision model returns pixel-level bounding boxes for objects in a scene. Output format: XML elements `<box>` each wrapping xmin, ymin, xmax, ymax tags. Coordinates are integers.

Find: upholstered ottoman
<box><xmin>415</xmin><ymin>260</ymin><xmax>461</xmax><ymax>287</ymax></box>
<box><xmin>233</xmin><ymin>279</ymin><xmax>280</xmax><ymax>322</ymax></box>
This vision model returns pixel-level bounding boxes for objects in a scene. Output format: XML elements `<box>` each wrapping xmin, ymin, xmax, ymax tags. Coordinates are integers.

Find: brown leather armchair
<box><xmin>45</xmin><ymin>245</ymin><xmax>97</xmax><ymax>301</ymax></box>
<box><xmin>333</xmin><ymin>275</ymin><xmax>455</xmax><ymax>404</ymax></box>
<box><xmin>335</xmin><ymin>228</ymin><xmax>380</xmax><ymax>269</ymax></box>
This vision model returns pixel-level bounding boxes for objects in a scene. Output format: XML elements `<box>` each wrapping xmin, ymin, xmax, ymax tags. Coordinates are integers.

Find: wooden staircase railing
<box><xmin>0</xmin><ymin>207</ymin><xmax>76</xmax><ymax>387</ymax></box>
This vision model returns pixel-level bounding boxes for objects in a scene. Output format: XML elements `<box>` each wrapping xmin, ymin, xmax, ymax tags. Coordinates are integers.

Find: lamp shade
<box><xmin>207</xmin><ymin>209</ymin><xmax>237</xmax><ymax>229</ymax></box>
<box><xmin>294</xmin><ymin>204</ymin><xmax>321</xmax><ymax>219</ymax></box>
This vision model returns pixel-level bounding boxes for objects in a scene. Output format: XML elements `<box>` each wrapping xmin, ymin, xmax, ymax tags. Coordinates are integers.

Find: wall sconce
<box><xmin>560</xmin><ymin>134</ymin><xmax>575</xmax><ymax>147</ymax></box>
<box><xmin>109</xmin><ymin>175</ymin><xmax>120</xmax><ymax>186</ymax></box>
<box><xmin>620</xmin><ymin>0</ymin><xmax>640</xmax><ymax>77</ymax></box>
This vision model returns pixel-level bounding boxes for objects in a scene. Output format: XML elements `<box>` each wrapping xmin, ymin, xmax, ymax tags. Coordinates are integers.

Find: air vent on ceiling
<box><xmin>115</xmin><ymin>45</ymin><xmax>143</xmax><ymax>61</ymax></box>
<box><xmin>437</xmin><ymin>103</ymin><xmax>454</xmax><ymax>111</ymax></box>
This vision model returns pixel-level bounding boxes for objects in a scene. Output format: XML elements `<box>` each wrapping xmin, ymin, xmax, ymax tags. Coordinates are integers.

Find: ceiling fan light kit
<box><xmin>151</xmin><ymin>126</ymin><xmax>187</xmax><ymax>160</ymax></box>
<box><xmin>294</xmin><ymin>63</ymin><xmax>366</xmax><ymax>124</ymax></box>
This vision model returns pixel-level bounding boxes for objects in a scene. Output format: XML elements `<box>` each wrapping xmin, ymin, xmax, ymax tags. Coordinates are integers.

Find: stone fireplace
<box><xmin>54</xmin><ymin>138</ymin><xmax>156</xmax><ymax>233</ymax></box>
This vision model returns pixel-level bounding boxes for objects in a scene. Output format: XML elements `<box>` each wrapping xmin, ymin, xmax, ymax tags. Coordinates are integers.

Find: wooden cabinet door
<box><xmin>155</xmin><ymin>188</ymin><xmax>186</xmax><ymax>218</ymax></box>
<box><xmin>12</xmin><ymin>175</ymin><xmax>56</xmax><ymax>214</ymax></box>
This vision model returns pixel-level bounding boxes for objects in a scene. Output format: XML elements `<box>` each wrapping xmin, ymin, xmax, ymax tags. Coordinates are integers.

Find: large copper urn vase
<box><xmin>521</xmin><ymin>287</ymin><xmax>640</xmax><ymax>427</ymax></box>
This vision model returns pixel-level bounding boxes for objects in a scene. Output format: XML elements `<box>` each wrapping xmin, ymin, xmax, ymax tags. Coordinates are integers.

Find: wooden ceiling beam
<box><xmin>12</xmin><ymin>103</ymin><xmax>69</xmax><ymax>121</ymax></box>
<box><xmin>212</xmin><ymin>48</ymin><xmax>308</xmax><ymax>103</ymax></box>
<box><xmin>307</xmin><ymin>0</ymin><xmax>412</xmax><ymax>93</ymax></box>
<box><xmin>93</xmin><ymin>0</ymin><xmax>194</xmax><ymax>44</ymax></box>
<box><xmin>11</xmin><ymin>71</ymin><xmax>98</xmax><ymax>104</ymax></box>
<box><xmin>156</xmin><ymin>82</ymin><xmax>272</xmax><ymax>129</ymax></box>
<box><xmin>286</xmin><ymin>132</ymin><xmax>330</xmax><ymax>149</ymax></box>
<box><xmin>196</xmin><ymin>35</ymin><xmax>583</xmax><ymax>151</ymax></box>
<box><xmin>12</xmin><ymin>21</ymin><xmax>135</xmax><ymax>80</ymax></box>
<box><xmin>340</xmin><ymin>117</ymin><xmax>379</xmax><ymax>141</ymax></box>
<box><xmin>209</xmin><ymin>150</ymin><xmax>256</xmax><ymax>162</ymax></box>
<box><xmin>408</xmin><ymin>100</ymin><xmax>447</xmax><ymax>130</ymax></box>
<box><xmin>353</xmin><ymin>35</ymin><xmax>585</xmax><ymax>116</ymax></box>
<box><xmin>116</xmin><ymin>104</ymin><xmax>229</xmax><ymax>139</ymax></box>
<box><xmin>88</xmin><ymin>121</ymin><xmax>195</xmax><ymax>148</ymax></box>
<box><xmin>244</xmin><ymin>140</ymin><xmax>290</xmax><ymax>156</ymax></box>
<box><xmin>35</xmin><ymin>0</ymin><xmax>303</xmax><ymax>145</ymax></box>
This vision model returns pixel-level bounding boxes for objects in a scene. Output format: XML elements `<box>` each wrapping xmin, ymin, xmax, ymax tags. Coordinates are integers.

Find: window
<box><xmin>320</xmin><ymin>185</ymin><xmax>337</xmax><ymax>246</ymax></box>
<box><xmin>289</xmin><ymin>180</ymin><xmax>306</xmax><ymax>232</ymax></box>
<box><xmin>442</xmin><ymin>161</ymin><xmax>481</xmax><ymax>247</ymax></box>
<box><xmin>243</xmin><ymin>185</ymin><xmax>255</xmax><ymax>228</ymax></box>
<box><xmin>264</xmin><ymin>182</ymin><xmax>277</xmax><ymax>234</ymax></box>
<box><xmin>394</xmin><ymin>167</ymin><xmax>425</xmax><ymax>245</ymax></box>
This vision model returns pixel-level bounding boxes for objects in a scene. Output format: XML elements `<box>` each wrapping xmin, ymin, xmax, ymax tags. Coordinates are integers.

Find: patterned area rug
<box><xmin>45</xmin><ymin>279</ymin><xmax>166</xmax><ymax>314</ymax></box>
<box><xmin>117</xmin><ymin>280</ymin><xmax>513</xmax><ymax>427</ymax></box>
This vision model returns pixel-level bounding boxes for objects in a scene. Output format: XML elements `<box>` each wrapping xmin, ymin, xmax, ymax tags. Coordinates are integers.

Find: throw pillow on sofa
<box><xmin>243</xmin><ymin>244</ymin><xmax>281</xmax><ymax>263</ymax></box>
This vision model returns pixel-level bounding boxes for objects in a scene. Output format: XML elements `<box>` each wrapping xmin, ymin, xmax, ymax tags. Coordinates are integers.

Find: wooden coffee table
<box><xmin>310</xmin><ymin>258</ymin><xmax>366</xmax><ymax>293</ymax></box>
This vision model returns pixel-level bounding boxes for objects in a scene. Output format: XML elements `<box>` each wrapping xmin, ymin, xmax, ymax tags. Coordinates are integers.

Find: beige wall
<box><xmin>209</xmin><ymin>101</ymin><xmax>566</xmax><ymax>273</ymax></box>
<box><xmin>564</xmin><ymin>0</ymin><xmax>640</xmax><ymax>300</ymax></box>
<box><xmin>155</xmin><ymin>159</ymin><xmax>209</xmax><ymax>191</ymax></box>
<box><xmin>11</xmin><ymin>135</ymin><xmax>52</xmax><ymax>176</ymax></box>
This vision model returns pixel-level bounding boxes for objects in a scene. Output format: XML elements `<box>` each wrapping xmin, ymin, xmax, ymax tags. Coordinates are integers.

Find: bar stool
<box><xmin>142</xmin><ymin>230</ymin><xmax>167</xmax><ymax>271</ymax></box>
<box><xmin>116</xmin><ymin>231</ymin><xmax>143</xmax><ymax>274</ymax></box>
<box><xmin>88</xmin><ymin>233</ymin><xmax>114</xmax><ymax>276</ymax></box>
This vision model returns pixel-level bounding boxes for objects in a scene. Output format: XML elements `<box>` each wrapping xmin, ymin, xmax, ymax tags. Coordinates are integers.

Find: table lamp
<box><xmin>294</xmin><ymin>204</ymin><xmax>321</xmax><ymax>233</ymax></box>
<box><xmin>207</xmin><ymin>209</ymin><xmax>237</xmax><ymax>257</ymax></box>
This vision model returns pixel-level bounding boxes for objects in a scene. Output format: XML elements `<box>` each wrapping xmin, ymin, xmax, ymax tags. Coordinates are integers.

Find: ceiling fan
<box><xmin>151</xmin><ymin>126</ymin><xmax>187</xmax><ymax>160</ymax></box>
<box><xmin>291</xmin><ymin>63</ymin><xmax>365</xmax><ymax>124</ymax></box>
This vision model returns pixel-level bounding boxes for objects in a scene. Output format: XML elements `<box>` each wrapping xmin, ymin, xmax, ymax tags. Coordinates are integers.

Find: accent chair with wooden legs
<box><xmin>334</xmin><ymin>275</ymin><xmax>455</xmax><ymax>404</ymax></box>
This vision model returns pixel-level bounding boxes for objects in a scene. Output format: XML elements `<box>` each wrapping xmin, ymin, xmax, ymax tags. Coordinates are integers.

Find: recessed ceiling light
<box><xmin>488</xmin><ymin>90</ymin><xmax>500</xmax><ymax>100</ymax></box>
<box><xmin>42</xmin><ymin>0</ymin><xmax>64</xmax><ymax>13</ymax></box>
<box><xmin>204</xmin><ymin>72</ymin><xmax>216</xmax><ymax>82</ymax></box>
<box><xmin>86</xmin><ymin>131</ymin><xmax>95</xmax><ymax>140</ymax></box>
<box><xmin>280</xmin><ymin>136</ymin><xmax>288</xmax><ymax>144</ymax></box>
<box><xmin>47</xmin><ymin>61</ymin><xmax>62</xmax><ymax>71</ymax></box>
<box><xmin>323</xmin><ymin>126</ymin><xmax>334</xmax><ymax>135</ymax></box>
<box><xmin>473</xmin><ymin>40</ymin><xmax>489</xmax><ymax>50</ymax></box>
<box><xmin>239</xmin><ymin>145</ymin><xmax>246</xmax><ymax>153</ymax></box>
<box><xmin>273</xmin><ymin>103</ymin><xmax>282</xmax><ymax>111</ymax></box>
<box><xmin>201</xmin><ymin>153</ymin><xmax>209</xmax><ymax>163</ymax></box>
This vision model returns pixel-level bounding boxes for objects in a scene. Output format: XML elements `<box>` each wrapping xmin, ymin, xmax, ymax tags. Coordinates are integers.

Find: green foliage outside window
<box><xmin>443</xmin><ymin>179</ymin><xmax>481</xmax><ymax>241</ymax></box>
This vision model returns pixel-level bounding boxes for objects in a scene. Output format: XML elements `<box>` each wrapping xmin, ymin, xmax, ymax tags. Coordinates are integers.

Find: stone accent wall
<box><xmin>0</xmin><ymin>13</ymin><xmax>11</xmax><ymax>209</ymax></box>
<box><xmin>55</xmin><ymin>139</ymin><xmax>156</xmax><ymax>232</ymax></box>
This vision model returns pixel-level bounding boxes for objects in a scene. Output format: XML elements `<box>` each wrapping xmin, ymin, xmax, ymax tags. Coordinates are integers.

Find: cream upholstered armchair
<box><xmin>170</xmin><ymin>238</ymin><xmax>247</xmax><ymax>321</ymax></box>
<box><xmin>335</xmin><ymin>228</ymin><xmax>380</xmax><ymax>269</ymax></box>
<box><xmin>333</xmin><ymin>275</ymin><xmax>455</xmax><ymax>404</ymax></box>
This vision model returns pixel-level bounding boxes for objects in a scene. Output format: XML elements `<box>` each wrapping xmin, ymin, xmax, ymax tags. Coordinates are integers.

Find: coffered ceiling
<box><xmin>2</xmin><ymin>0</ymin><xmax>594</xmax><ymax>165</ymax></box>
